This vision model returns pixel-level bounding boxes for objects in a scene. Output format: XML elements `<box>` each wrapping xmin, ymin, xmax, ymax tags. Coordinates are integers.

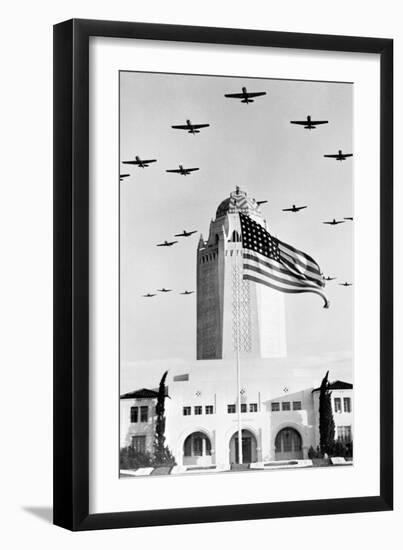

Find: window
<box><xmin>194</xmin><ymin>406</ymin><xmax>202</xmax><ymax>415</ymax></box>
<box><xmin>337</xmin><ymin>426</ymin><xmax>352</xmax><ymax>443</ymax></box>
<box><xmin>249</xmin><ymin>403</ymin><xmax>258</xmax><ymax>412</ymax></box>
<box><xmin>183</xmin><ymin>406</ymin><xmax>191</xmax><ymax>416</ymax></box>
<box><xmin>343</xmin><ymin>397</ymin><xmax>351</xmax><ymax>413</ymax></box>
<box><xmin>271</xmin><ymin>402</ymin><xmax>280</xmax><ymax>412</ymax></box>
<box><xmin>227</xmin><ymin>404</ymin><xmax>236</xmax><ymax>414</ymax></box>
<box><xmin>184</xmin><ymin>432</ymin><xmax>212</xmax><ymax>457</ymax></box>
<box><xmin>131</xmin><ymin>435</ymin><xmax>146</xmax><ymax>454</ymax></box>
<box><xmin>292</xmin><ymin>401</ymin><xmax>302</xmax><ymax>411</ymax></box>
<box><xmin>334</xmin><ymin>397</ymin><xmax>342</xmax><ymax>413</ymax></box>
<box><xmin>130</xmin><ymin>406</ymin><xmax>138</xmax><ymax>423</ymax></box>
<box><xmin>241</xmin><ymin>403</ymin><xmax>247</xmax><ymax>413</ymax></box>
<box><xmin>140</xmin><ymin>405</ymin><xmax>148</xmax><ymax>422</ymax></box>
<box><xmin>282</xmin><ymin>402</ymin><xmax>291</xmax><ymax>411</ymax></box>
<box><xmin>205</xmin><ymin>405</ymin><xmax>214</xmax><ymax>415</ymax></box>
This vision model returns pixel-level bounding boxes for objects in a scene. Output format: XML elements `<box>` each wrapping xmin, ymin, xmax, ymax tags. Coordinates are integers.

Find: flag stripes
<box><xmin>239</xmin><ymin>213</ymin><xmax>329</xmax><ymax>308</ymax></box>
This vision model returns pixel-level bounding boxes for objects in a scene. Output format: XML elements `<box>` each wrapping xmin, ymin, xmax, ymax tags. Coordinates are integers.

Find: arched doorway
<box><xmin>183</xmin><ymin>432</ymin><xmax>212</xmax><ymax>466</ymax></box>
<box><xmin>229</xmin><ymin>429</ymin><xmax>257</xmax><ymax>464</ymax></box>
<box><xmin>275</xmin><ymin>428</ymin><xmax>303</xmax><ymax>460</ymax></box>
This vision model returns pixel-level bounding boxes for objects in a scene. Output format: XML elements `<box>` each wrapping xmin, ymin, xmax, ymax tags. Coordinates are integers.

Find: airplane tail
<box><xmin>241</xmin><ymin>99</ymin><xmax>253</xmax><ymax>103</ymax></box>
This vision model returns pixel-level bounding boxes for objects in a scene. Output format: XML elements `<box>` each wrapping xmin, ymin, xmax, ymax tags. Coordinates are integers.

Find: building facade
<box><xmin>120</xmin><ymin>188</ymin><xmax>353</xmax><ymax>467</ymax></box>
<box><xmin>120</xmin><ymin>373</ymin><xmax>353</xmax><ymax>466</ymax></box>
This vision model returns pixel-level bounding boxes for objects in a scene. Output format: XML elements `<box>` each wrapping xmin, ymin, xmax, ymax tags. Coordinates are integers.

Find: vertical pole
<box><xmin>235</xmin><ymin>246</ymin><xmax>243</xmax><ymax>465</ymax></box>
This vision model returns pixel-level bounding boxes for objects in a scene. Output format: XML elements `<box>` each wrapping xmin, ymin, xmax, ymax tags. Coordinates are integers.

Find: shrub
<box><xmin>308</xmin><ymin>445</ymin><xmax>323</xmax><ymax>459</ymax></box>
<box><xmin>120</xmin><ymin>446</ymin><xmax>153</xmax><ymax>470</ymax></box>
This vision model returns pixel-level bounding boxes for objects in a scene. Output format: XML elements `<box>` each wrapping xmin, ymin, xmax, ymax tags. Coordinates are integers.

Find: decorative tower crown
<box><xmin>215</xmin><ymin>186</ymin><xmax>263</xmax><ymax>219</ymax></box>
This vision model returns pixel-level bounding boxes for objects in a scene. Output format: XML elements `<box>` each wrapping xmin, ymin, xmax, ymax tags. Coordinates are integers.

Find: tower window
<box><xmin>249</xmin><ymin>403</ymin><xmax>258</xmax><ymax>412</ymax></box>
<box><xmin>231</xmin><ymin>230</ymin><xmax>241</xmax><ymax>242</ymax></box>
<box><xmin>271</xmin><ymin>402</ymin><xmax>280</xmax><ymax>412</ymax></box>
<box><xmin>240</xmin><ymin>404</ymin><xmax>247</xmax><ymax>413</ymax></box>
<box><xmin>227</xmin><ymin>404</ymin><xmax>236</xmax><ymax>414</ymax></box>
<box><xmin>282</xmin><ymin>402</ymin><xmax>291</xmax><ymax>411</ymax></box>
<box><xmin>194</xmin><ymin>406</ymin><xmax>202</xmax><ymax>415</ymax></box>
<box><xmin>292</xmin><ymin>401</ymin><xmax>302</xmax><ymax>411</ymax></box>
<box><xmin>205</xmin><ymin>405</ymin><xmax>214</xmax><ymax>415</ymax></box>
<box><xmin>183</xmin><ymin>406</ymin><xmax>191</xmax><ymax>416</ymax></box>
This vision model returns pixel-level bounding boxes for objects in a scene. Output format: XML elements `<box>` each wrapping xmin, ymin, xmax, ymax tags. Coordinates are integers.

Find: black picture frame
<box><xmin>53</xmin><ymin>18</ymin><xmax>393</xmax><ymax>531</ymax></box>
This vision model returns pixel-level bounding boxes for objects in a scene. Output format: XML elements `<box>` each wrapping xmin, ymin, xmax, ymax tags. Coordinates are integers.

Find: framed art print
<box><xmin>53</xmin><ymin>19</ymin><xmax>393</xmax><ymax>530</ymax></box>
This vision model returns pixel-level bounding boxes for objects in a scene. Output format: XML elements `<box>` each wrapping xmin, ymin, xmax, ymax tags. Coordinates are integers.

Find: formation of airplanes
<box><xmin>143</xmin><ymin>289</ymin><xmax>194</xmax><ymax>297</ymax></box>
<box><xmin>126</xmin><ymin>89</ymin><xmax>353</xmax><ymax>297</ymax></box>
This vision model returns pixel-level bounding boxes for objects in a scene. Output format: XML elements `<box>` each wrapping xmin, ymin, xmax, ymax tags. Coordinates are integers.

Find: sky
<box><xmin>119</xmin><ymin>71</ymin><xmax>353</xmax><ymax>392</ymax></box>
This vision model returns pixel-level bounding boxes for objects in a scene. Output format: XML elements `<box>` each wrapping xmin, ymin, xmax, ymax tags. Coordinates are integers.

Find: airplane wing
<box><xmin>282</xmin><ymin>208</ymin><xmax>293</xmax><ymax>212</ymax></box>
<box><xmin>143</xmin><ymin>159</ymin><xmax>157</xmax><ymax>164</ymax></box>
<box><xmin>166</xmin><ymin>169</ymin><xmax>181</xmax><ymax>173</ymax></box>
<box><xmin>298</xmin><ymin>206</ymin><xmax>308</xmax><ymax>210</ymax></box>
<box><xmin>343</xmin><ymin>154</ymin><xmax>353</xmax><ymax>158</ymax></box>
<box><xmin>245</xmin><ymin>91</ymin><xmax>266</xmax><ymax>98</ymax></box>
<box><xmin>122</xmin><ymin>160</ymin><xmax>140</xmax><ymax>164</ymax></box>
<box><xmin>171</xmin><ymin>125</ymin><xmax>189</xmax><ymax>130</ymax></box>
<box><xmin>156</xmin><ymin>243</ymin><xmax>166</xmax><ymax>246</ymax></box>
<box><xmin>310</xmin><ymin>120</ymin><xmax>328</xmax><ymax>125</ymax></box>
<box><xmin>186</xmin><ymin>168</ymin><xmax>199</xmax><ymax>172</ymax></box>
<box><xmin>191</xmin><ymin>124</ymin><xmax>210</xmax><ymax>129</ymax></box>
<box><xmin>290</xmin><ymin>121</ymin><xmax>307</xmax><ymax>125</ymax></box>
<box><xmin>186</xmin><ymin>230</ymin><xmax>197</xmax><ymax>235</ymax></box>
<box><xmin>224</xmin><ymin>93</ymin><xmax>245</xmax><ymax>98</ymax></box>
<box><xmin>323</xmin><ymin>154</ymin><xmax>339</xmax><ymax>158</ymax></box>
<box><xmin>323</xmin><ymin>222</ymin><xmax>333</xmax><ymax>225</ymax></box>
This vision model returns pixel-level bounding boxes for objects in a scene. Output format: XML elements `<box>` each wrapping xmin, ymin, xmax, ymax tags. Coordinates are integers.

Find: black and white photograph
<box><xmin>119</xmin><ymin>71</ymin><xmax>354</xmax><ymax>477</ymax></box>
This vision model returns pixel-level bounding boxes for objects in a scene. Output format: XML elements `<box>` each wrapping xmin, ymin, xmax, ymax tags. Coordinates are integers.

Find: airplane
<box><xmin>344</xmin><ymin>217</ymin><xmax>354</xmax><ymax>221</ymax></box>
<box><xmin>324</xmin><ymin>150</ymin><xmax>353</xmax><ymax>161</ymax></box>
<box><xmin>282</xmin><ymin>204</ymin><xmax>308</xmax><ymax>213</ymax></box>
<box><xmin>180</xmin><ymin>290</ymin><xmax>195</xmax><ymax>295</ymax></box>
<box><xmin>224</xmin><ymin>87</ymin><xmax>267</xmax><ymax>104</ymax></box>
<box><xmin>142</xmin><ymin>293</ymin><xmax>156</xmax><ymax>297</ymax></box>
<box><xmin>166</xmin><ymin>165</ymin><xmax>200</xmax><ymax>176</ymax></box>
<box><xmin>171</xmin><ymin>120</ymin><xmax>210</xmax><ymax>134</ymax></box>
<box><xmin>174</xmin><ymin>230</ymin><xmax>197</xmax><ymax>237</ymax></box>
<box><xmin>119</xmin><ymin>174</ymin><xmax>130</xmax><ymax>181</ymax></box>
<box><xmin>157</xmin><ymin>288</ymin><xmax>172</xmax><ymax>293</ymax></box>
<box><xmin>256</xmin><ymin>200</ymin><xmax>268</xmax><ymax>206</ymax></box>
<box><xmin>339</xmin><ymin>282</ymin><xmax>353</xmax><ymax>287</ymax></box>
<box><xmin>156</xmin><ymin>240</ymin><xmax>178</xmax><ymax>247</ymax></box>
<box><xmin>290</xmin><ymin>115</ymin><xmax>328</xmax><ymax>129</ymax></box>
<box><xmin>323</xmin><ymin>219</ymin><xmax>346</xmax><ymax>225</ymax></box>
<box><xmin>122</xmin><ymin>156</ymin><xmax>157</xmax><ymax>168</ymax></box>
<box><xmin>324</xmin><ymin>276</ymin><xmax>337</xmax><ymax>281</ymax></box>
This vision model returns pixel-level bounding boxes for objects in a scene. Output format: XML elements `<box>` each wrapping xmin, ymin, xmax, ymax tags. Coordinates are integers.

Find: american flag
<box><xmin>239</xmin><ymin>213</ymin><xmax>329</xmax><ymax>308</ymax></box>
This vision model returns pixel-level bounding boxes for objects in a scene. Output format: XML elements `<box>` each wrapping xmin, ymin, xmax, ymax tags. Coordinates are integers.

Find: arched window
<box><xmin>231</xmin><ymin>230</ymin><xmax>241</xmax><ymax>242</ymax></box>
<box><xmin>275</xmin><ymin>428</ymin><xmax>302</xmax><ymax>459</ymax></box>
<box><xmin>183</xmin><ymin>432</ymin><xmax>212</xmax><ymax>457</ymax></box>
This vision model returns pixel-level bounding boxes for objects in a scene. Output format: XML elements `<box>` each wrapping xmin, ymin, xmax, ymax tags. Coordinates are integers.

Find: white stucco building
<box><xmin>120</xmin><ymin>188</ymin><xmax>353</xmax><ymax>467</ymax></box>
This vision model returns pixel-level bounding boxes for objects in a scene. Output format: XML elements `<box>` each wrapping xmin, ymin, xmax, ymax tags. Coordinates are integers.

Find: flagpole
<box><xmin>235</xmin><ymin>243</ymin><xmax>243</xmax><ymax>465</ymax></box>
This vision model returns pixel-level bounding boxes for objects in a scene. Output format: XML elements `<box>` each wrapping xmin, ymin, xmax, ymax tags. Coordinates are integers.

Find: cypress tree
<box><xmin>319</xmin><ymin>370</ymin><xmax>335</xmax><ymax>456</ymax></box>
<box><xmin>153</xmin><ymin>370</ymin><xmax>175</xmax><ymax>465</ymax></box>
